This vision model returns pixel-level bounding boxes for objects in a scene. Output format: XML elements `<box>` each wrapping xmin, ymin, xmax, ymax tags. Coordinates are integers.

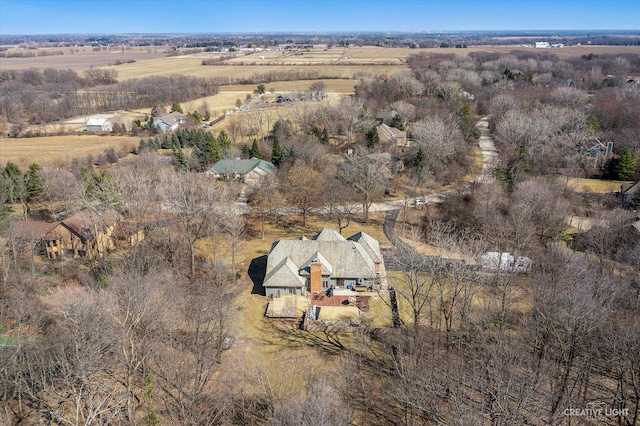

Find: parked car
<box><xmin>413</xmin><ymin>198</ymin><xmax>426</xmax><ymax>206</ymax></box>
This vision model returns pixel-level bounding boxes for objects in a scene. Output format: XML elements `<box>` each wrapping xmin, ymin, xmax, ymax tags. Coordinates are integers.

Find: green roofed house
<box><xmin>263</xmin><ymin>227</ymin><xmax>386</xmax><ymax>298</ymax></box>
<box><xmin>205</xmin><ymin>159</ymin><xmax>276</xmax><ymax>187</ymax></box>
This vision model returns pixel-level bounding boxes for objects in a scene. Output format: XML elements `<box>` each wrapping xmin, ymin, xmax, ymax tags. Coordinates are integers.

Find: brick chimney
<box><xmin>310</xmin><ymin>261</ymin><xmax>322</xmax><ymax>294</ymax></box>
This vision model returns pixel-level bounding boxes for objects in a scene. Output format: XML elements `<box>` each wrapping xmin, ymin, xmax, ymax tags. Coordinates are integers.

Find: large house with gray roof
<box><xmin>263</xmin><ymin>228</ymin><xmax>385</xmax><ymax>297</ymax></box>
<box><xmin>206</xmin><ymin>159</ymin><xmax>276</xmax><ymax>186</ymax></box>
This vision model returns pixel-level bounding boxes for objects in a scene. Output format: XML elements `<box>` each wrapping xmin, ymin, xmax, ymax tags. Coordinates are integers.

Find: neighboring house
<box><xmin>535</xmin><ymin>41</ymin><xmax>550</xmax><ymax>48</ymax></box>
<box><xmin>13</xmin><ymin>221</ymin><xmax>64</xmax><ymax>259</ymax></box>
<box><xmin>57</xmin><ymin>208</ymin><xmax>121</xmax><ymax>259</ymax></box>
<box><xmin>621</xmin><ymin>181</ymin><xmax>640</xmax><ymax>204</ymax></box>
<box><xmin>206</xmin><ymin>159</ymin><xmax>276</xmax><ymax>186</ymax></box>
<box><xmin>113</xmin><ymin>221</ymin><xmax>145</xmax><ymax>249</ymax></box>
<box><xmin>376</xmin><ymin>110</ymin><xmax>398</xmax><ymax>126</ymax></box>
<box><xmin>480</xmin><ymin>252</ymin><xmax>532</xmax><ymax>273</ymax></box>
<box><xmin>12</xmin><ymin>209</ymin><xmax>122</xmax><ymax>260</ymax></box>
<box><xmin>582</xmin><ymin>138</ymin><xmax>613</xmax><ymax>159</ymax></box>
<box><xmin>263</xmin><ymin>228</ymin><xmax>384</xmax><ymax>297</ymax></box>
<box><xmin>155</xmin><ymin>111</ymin><xmax>186</xmax><ymax>132</ymax></box>
<box><xmin>377</xmin><ymin>123</ymin><xmax>408</xmax><ymax>147</ymax></box>
<box><xmin>275</xmin><ymin>93</ymin><xmax>298</xmax><ymax>103</ymax></box>
<box><xmin>86</xmin><ymin>118</ymin><xmax>112</xmax><ymax>133</ymax></box>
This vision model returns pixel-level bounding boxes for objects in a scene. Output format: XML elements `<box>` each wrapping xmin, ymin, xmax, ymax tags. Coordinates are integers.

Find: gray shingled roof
<box><xmin>265</xmin><ymin>228</ymin><xmax>380</xmax><ymax>289</ymax></box>
<box><xmin>263</xmin><ymin>257</ymin><xmax>306</xmax><ymax>288</ymax></box>
<box><xmin>207</xmin><ymin>159</ymin><xmax>276</xmax><ymax>175</ymax></box>
<box><xmin>347</xmin><ymin>231</ymin><xmax>382</xmax><ymax>263</ymax></box>
<box><xmin>313</xmin><ymin>228</ymin><xmax>346</xmax><ymax>241</ymax></box>
<box><xmin>299</xmin><ymin>251</ymin><xmax>333</xmax><ymax>276</ymax></box>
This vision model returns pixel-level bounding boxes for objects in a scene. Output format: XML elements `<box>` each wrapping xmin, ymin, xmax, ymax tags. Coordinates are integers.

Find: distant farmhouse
<box><xmin>155</xmin><ymin>112</ymin><xmax>186</xmax><ymax>132</ymax></box>
<box><xmin>263</xmin><ymin>228</ymin><xmax>385</xmax><ymax>298</ymax></box>
<box><xmin>206</xmin><ymin>159</ymin><xmax>276</xmax><ymax>187</ymax></box>
<box><xmin>86</xmin><ymin>117</ymin><xmax>112</xmax><ymax>133</ymax></box>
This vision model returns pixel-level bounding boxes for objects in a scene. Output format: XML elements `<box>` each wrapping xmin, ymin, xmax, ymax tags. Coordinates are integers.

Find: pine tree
<box><xmin>241</xmin><ymin>144</ymin><xmax>251</xmax><ymax>159</ymax></box>
<box><xmin>170</xmin><ymin>102</ymin><xmax>183</xmax><ymax>114</ymax></box>
<box><xmin>413</xmin><ymin>146</ymin><xmax>427</xmax><ymax>181</ymax></box>
<box><xmin>616</xmin><ymin>150</ymin><xmax>637</xmax><ymax>181</ymax></box>
<box><xmin>217</xmin><ymin>130</ymin><xmax>232</xmax><ymax>153</ymax></box>
<box><xmin>25</xmin><ymin>163</ymin><xmax>45</xmax><ymax>198</ymax></box>
<box><xmin>172</xmin><ymin>146</ymin><xmax>188</xmax><ymax>173</ymax></box>
<box><xmin>271</xmin><ymin>136</ymin><xmax>282</xmax><ymax>166</ymax></box>
<box><xmin>366</xmin><ymin>127</ymin><xmax>379</xmax><ymax>148</ymax></box>
<box><xmin>250</xmin><ymin>139</ymin><xmax>263</xmax><ymax>159</ymax></box>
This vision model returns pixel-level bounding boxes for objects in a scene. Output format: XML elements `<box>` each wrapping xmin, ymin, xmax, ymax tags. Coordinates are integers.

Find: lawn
<box><xmin>563</xmin><ymin>177</ymin><xmax>630</xmax><ymax>193</ymax></box>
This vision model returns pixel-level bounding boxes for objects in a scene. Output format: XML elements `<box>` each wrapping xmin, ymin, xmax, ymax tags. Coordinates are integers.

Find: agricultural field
<box><xmin>0</xmin><ymin>45</ymin><xmax>167</xmax><ymax>71</ymax></box>
<box><xmin>3</xmin><ymin>44</ymin><xmax>639</xmax><ymax>80</ymax></box>
<box><xmin>0</xmin><ymin>135</ymin><xmax>138</xmax><ymax>168</ymax></box>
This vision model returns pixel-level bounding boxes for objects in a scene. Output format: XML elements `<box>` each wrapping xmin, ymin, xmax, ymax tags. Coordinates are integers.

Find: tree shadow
<box><xmin>248</xmin><ymin>255</ymin><xmax>267</xmax><ymax>295</ymax></box>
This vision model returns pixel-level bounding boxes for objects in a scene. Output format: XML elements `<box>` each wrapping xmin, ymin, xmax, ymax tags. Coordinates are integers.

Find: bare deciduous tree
<box><xmin>337</xmin><ymin>150</ymin><xmax>390</xmax><ymax>222</ymax></box>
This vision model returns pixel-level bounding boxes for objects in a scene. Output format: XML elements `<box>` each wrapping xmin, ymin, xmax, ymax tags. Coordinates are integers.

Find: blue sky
<box><xmin>1</xmin><ymin>0</ymin><xmax>638</xmax><ymax>35</ymax></box>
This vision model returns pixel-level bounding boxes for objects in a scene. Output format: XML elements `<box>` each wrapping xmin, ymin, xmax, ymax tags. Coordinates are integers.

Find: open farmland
<box><xmin>0</xmin><ymin>135</ymin><xmax>138</xmax><ymax>167</ymax></box>
<box><xmin>3</xmin><ymin>44</ymin><xmax>639</xmax><ymax>81</ymax></box>
<box><xmin>0</xmin><ymin>45</ymin><xmax>168</xmax><ymax>71</ymax></box>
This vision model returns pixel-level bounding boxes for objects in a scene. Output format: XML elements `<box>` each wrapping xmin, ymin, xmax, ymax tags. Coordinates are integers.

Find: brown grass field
<box><xmin>0</xmin><ymin>135</ymin><xmax>139</xmax><ymax>168</ymax></box>
<box><xmin>0</xmin><ymin>45</ymin><xmax>167</xmax><ymax>71</ymax></box>
<box><xmin>2</xmin><ymin>44</ymin><xmax>639</xmax><ymax>79</ymax></box>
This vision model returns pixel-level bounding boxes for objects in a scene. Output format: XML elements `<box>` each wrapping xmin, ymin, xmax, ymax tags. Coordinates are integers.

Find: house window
<box><xmin>322</xmin><ymin>278</ymin><xmax>330</xmax><ymax>289</ymax></box>
<box><xmin>288</xmin><ymin>287</ymin><xmax>296</xmax><ymax>295</ymax></box>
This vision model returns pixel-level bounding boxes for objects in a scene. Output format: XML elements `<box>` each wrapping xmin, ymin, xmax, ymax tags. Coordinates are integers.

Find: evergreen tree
<box><xmin>161</xmin><ymin>135</ymin><xmax>171</xmax><ymax>149</ymax></box>
<box><xmin>241</xmin><ymin>144</ymin><xmax>252</xmax><ymax>159</ymax></box>
<box><xmin>153</xmin><ymin>136</ymin><xmax>161</xmax><ymax>149</ymax></box>
<box><xmin>413</xmin><ymin>146</ymin><xmax>427</xmax><ymax>181</ymax></box>
<box><xmin>172</xmin><ymin>146</ymin><xmax>188</xmax><ymax>173</ymax></box>
<box><xmin>366</xmin><ymin>127</ymin><xmax>379</xmax><ymax>148</ymax></box>
<box><xmin>217</xmin><ymin>130</ymin><xmax>232</xmax><ymax>153</ymax></box>
<box><xmin>172</xmin><ymin>134</ymin><xmax>180</xmax><ymax>148</ymax></box>
<box><xmin>586</xmin><ymin>114</ymin><xmax>601</xmax><ymax>136</ymax></box>
<box><xmin>271</xmin><ymin>136</ymin><xmax>283</xmax><ymax>166</ymax></box>
<box><xmin>250</xmin><ymin>139</ymin><xmax>263</xmax><ymax>159</ymax></box>
<box><xmin>170</xmin><ymin>102</ymin><xmax>183</xmax><ymax>113</ymax></box>
<box><xmin>25</xmin><ymin>163</ymin><xmax>45</xmax><ymax>198</ymax></box>
<box><xmin>616</xmin><ymin>150</ymin><xmax>638</xmax><ymax>181</ymax></box>
<box><xmin>190</xmin><ymin>146</ymin><xmax>206</xmax><ymax>170</ymax></box>
<box><xmin>3</xmin><ymin>161</ymin><xmax>23</xmax><ymax>203</ymax></box>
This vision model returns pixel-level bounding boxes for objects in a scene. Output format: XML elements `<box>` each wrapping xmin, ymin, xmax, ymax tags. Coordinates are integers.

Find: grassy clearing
<box><xmin>0</xmin><ymin>135</ymin><xmax>139</xmax><ymax>167</ymax></box>
<box><xmin>564</xmin><ymin>177</ymin><xmax>629</xmax><ymax>193</ymax></box>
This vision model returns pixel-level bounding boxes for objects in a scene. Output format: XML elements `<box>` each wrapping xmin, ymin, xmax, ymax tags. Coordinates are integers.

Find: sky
<box><xmin>0</xmin><ymin>0</ymin><xmax>638</xmax><ymax>35</ymax></box>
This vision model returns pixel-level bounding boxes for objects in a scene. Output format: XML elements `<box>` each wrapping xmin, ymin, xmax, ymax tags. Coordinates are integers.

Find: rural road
<box><xmin>473</xmin><ymin>116</ymin><xmax>499</xmax><ymax>182</ymax></box>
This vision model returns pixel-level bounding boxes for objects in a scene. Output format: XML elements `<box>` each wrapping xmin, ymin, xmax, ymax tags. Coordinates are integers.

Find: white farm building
<box><xmin>86</xmin><ymin>118</ymin><xmax>112</xmax><ymax>133</ymax></box>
